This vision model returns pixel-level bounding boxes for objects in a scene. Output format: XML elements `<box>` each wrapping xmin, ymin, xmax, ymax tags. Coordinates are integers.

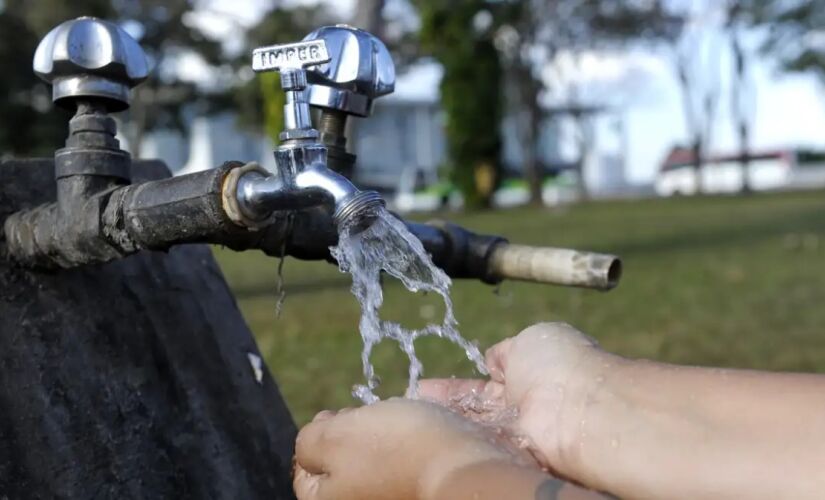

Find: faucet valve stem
<box><xmin>252</xmin><ymin>39</ymin><xmax>331</xmax><ymax>141</ymax></box>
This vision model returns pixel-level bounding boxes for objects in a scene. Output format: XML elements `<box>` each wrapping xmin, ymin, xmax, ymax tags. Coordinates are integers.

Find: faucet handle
<box><xmin>252</xmin><ymin>39</ymin><xmax>331</xmax><ymax>91</ymax></box>
<box><xmin>252</xmin><ymin>39</ymin><xmax>331</xmax><ymax>137</ymax></box>
<box><xmin>302</xmin><ymin>25</ymin><xmax>395</xmax><ymax>118</ymax></box>
<box><xmin>33</xmin><ymin>17</ymin><xmax>149</xmax><ymax>112</ymax></box>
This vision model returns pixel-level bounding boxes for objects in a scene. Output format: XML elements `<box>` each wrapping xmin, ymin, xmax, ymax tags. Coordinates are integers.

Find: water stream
<box><xmin>331</xmin><ymin>207</ymin><xmax>488</xmax><ymax>404</ymax></box>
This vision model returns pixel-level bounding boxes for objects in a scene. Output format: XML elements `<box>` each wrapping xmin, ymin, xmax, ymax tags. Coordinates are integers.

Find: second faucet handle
<box><xmin>302</xmin><ymin>25</ymin><xmax>395</xmax><ymax>118</ymax></box>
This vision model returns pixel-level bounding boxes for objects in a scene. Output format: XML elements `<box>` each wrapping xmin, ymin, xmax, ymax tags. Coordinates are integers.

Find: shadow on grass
<box><xmin>609</xmin><ymin>205</ymin><xmax>825</xmax><ymax>257</ymax></box>
<box><xmin>231</xmin><ymin>277</ymin><xmax>351</xmax><ymax>299</ymax></box>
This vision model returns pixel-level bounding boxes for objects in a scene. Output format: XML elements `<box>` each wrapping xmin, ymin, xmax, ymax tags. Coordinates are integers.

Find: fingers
<box><xmin>295</xmin><ymin>408</ymin><xmax>358</xmax><ymax>475</ymax></box>
<box><xmin>312</xmin><ymin>410</ymin><xmax>336</xmax><ymax>422</ymax></box>
<box><xmin>295</xmin><ymin>408</ymin><xmax>348</xmax><ymax>475</ymax></box>
<box><xmin>418</xmin><ymin>378</ymin><xmax>490</xmax><ymax>404</ymax></box>
<box><xmin>518</xmin><ymin>322</ymin><xmax>599</xmax><ymax>349</ymax></box>
<box><xmin>293</xmin><ymin>464</ymin><xmax>324</xmax><ymax>500</ymax></box>
<box><xmin>485</xmin><ymin>337</ymin><xmax>514</xmax><ymax>383</ymax></box>
<box><xmin>293</xmin><ymin>465</ymin><xmax>343</xmax><ymax>500</ymax></box>
<box><xmin>419</xmin><ymin>379</ymin><xmax>508</xmax><ymax>426</ymax></box>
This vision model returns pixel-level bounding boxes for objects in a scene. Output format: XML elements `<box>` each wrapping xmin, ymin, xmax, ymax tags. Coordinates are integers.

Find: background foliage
<box><xmin>416</xmin><ymin>0</ymin><xmax>503</xmax><ymax>208</ymax></box>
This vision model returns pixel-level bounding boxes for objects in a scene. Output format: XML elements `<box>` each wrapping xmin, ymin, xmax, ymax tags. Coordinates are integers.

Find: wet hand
<box><xmin>419</xmin><ymin>322</ymin><xmax>611</xmax><ymax>478</ymax></box>
<box><xmin>293</xmin><ymin>398</ymin><xmax>534</xmax><ymax>500</ymax></box>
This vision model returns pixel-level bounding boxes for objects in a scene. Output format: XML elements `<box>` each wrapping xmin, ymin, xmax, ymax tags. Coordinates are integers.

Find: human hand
<box><xmin>419</xmin><ymin>322</ymin><xmax>615</xmax><ymax>480</ymax></box>
<box><xmin>293</xmin><ymin>398</ymin><xmax>536</xmax><ymax>500</ymax></box>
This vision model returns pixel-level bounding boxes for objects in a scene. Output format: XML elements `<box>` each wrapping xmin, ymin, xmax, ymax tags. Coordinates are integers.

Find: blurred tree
<box><xmin>724</xmin><ymin>0</ymin><xmax>760</xmax><ymax>194</ymax></box>
<box><xmin>415</xmin><ymin>0</ymin><xmax>503</xmax><ymax>209</ymax></box>
<box><xmin>108</xmin><ymin>0</ymin><xmax>226</xmax><ymax>157</ymax></box>
<box><xmin>0</xmin><ymin>0</ymin><xmax>111</xmax><ymax>156</ymax></box>
<box><xmin>353</xmin><ymin>0</ymin><xmax>384</xmax><ymax>38</ymax></box>
<box><xmin>736</xmin><ymin>0</ymin><xmax>825</xmax><ymax>191</ymax></box>
<box><xmin>754</xmin><ymin>0</ymin><xmax>825</xmax><ymax>78</ymax></box>
<box><xmin>233</xmin><ymin>5</ymin><xmax>332</xmax><ymax>143</ymax></box>
<box><xmin>0</xmin><ymin>0</ymin><xmax>228</xmax><ymax>158</ymax></box>
<box><xmin>496</xmin><ymin>0</ymin><xmax>683</xmax><ymax>203</ymax></box>
<box><xmin>666</xmin><ymin>2</ymin><xmax>724</xmax><ymax>195</ymax></box>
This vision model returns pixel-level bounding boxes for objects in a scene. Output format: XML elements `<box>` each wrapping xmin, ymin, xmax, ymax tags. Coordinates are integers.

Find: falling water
<box><xmin>331</xmin><ymin>206</ymin><xmax>488</xmax><ymax>404</ymax></box>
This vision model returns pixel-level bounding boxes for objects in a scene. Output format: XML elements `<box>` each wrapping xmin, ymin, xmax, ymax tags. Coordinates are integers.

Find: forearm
<box><xmin>569</xmin><ymin>357</ymin><xmax>825</xmax><ymax>499</ymax></box>
<box><xmin>426</xmin><ymin>460</ymin><xmax>607</xmax><ymax>500</ymax></box>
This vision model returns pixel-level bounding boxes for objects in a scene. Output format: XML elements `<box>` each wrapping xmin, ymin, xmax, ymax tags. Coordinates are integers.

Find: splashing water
<box><xmin>331</xmin><ymin>207</ymin><xmax>488</xmax><ymax>404</ymax></box>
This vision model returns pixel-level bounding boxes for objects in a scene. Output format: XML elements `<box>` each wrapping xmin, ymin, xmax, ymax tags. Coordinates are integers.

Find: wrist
<box><xmin>419</xmin><ymin>440</ymin><xmax>517</xmax><ymax>500</ymax></box>
<box><xmin>532</xmin><ymin>349</ymin><xmax>632</xmax><ymax>482</ymax></box>
<box><xmin>554</xmin><ymin>352</ymin><xmax>639</xmax><ymax>490</ymax></box>
<box><xmin>423</xmin><ymin>459</ymin><xmax>549</xmax><ymax>500</ymax></box>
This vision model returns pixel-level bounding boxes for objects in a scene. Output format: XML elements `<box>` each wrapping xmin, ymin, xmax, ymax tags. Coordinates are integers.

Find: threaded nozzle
<box><xmin>333</xmin><ymin>190</ymin><xmax>385</xmax><ymax>232</ymax></box>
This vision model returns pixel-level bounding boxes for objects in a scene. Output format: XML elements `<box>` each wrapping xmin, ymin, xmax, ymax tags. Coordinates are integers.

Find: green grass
<box><xmin>214</xmin><ymin>190</ymin><xmax>825</xmax><ymax>424</ymax></box>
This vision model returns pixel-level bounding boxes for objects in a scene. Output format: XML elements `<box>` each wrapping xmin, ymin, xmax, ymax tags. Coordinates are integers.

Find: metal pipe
<box><xmin>4</xmin><ymin>160</ymin><xmax>622</xmax><ymax>291</ymax></box>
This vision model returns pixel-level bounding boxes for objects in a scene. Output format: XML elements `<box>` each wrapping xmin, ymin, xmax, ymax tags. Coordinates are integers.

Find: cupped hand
<box><xmin>293</xmin><ymin>398</ymin><xmax>534</xmax><ymax>500</ymax></box>
<box><xmin>419</xmin><ymin>322</ymin><xmax>613</xmax><ymax>478</ymax></box>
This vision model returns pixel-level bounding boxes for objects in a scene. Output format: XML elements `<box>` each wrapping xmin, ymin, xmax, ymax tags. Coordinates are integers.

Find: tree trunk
<box><xmin>574</xmin><ymin>112</ymin><xmax>590</xmax><ymax>201</ymax></box>
<box><xmin>353</xmin><ymin>0</ymin><xmax>384</xmax><ymax>39</ymax></box>
<box><xmin>523</xmin><ymin>120</ymin><xmax>542</xmax><ymax>205</ymax></box>
<box><xmin>730</xmin><ymin>22</ymin><xmax>752</xmax><ymax>194</ymax></box>
<box><xmin>692</xmin><ymin>137</ymin><xmax>704</xmax><ymax>195</ymax></box>
<box><xmin>739</xmin><ymin>123</ymin><xmax>751</xmax><ymax>193</ymax></box>
<box><xmin>517</xmin><ymin>70</ymin><xmax>543</xmax><ymax>206</ymax></box>
<box><xmin>675</xmin><ymin>51</ymin><xmax>704</xmax><ymax>196</ymax></box>
<box><xmin>347</xmin><ymin>0</ymin><xmax>385</xmax><ymax>178</ymax></box>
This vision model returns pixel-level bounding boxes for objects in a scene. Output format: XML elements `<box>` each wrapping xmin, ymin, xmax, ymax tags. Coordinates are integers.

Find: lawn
<box><xmin>214</xmin><ymin>190</ymin><xmax>825</xmax><ymax>424</ymax></box>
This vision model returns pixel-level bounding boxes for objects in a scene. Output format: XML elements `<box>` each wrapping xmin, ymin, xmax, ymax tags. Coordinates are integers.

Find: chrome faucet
<box><xmin>232</xmin><ymin>38</ymin><xmax>384</xmax><ymax>231</ymax></box>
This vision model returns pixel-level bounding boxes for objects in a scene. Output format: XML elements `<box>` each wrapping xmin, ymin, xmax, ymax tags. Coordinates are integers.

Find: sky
<box><xmin>195</xmin><ymin>0</ymin><xmax>825</xmax><ymax>184</ymax></box>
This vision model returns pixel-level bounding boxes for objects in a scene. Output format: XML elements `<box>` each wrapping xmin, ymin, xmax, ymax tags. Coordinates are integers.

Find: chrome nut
<box><xmin>33</xmin><ymin>17</ymin><xmax>149</xmax><ymax>111</ymax></box>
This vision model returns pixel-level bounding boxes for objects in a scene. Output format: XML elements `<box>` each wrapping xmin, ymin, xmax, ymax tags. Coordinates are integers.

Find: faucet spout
<box><xmin>294</xmin><ymin>164</ymin><xmax>358</xmax><ymax>205</ymax></box>
<box><xmin>235</xmin><ymin>169</ymin><xmax>334</xmax><ymax>216</ymax></box>
<box><xmin>234</xmin><ymin>162</ymin><xmax>384</xmax><ymax>231</ymax></box>
<box><xmin>295</xmin><ymin>165</ymin><xmax>385</xmax><ymax>229</ymax></box>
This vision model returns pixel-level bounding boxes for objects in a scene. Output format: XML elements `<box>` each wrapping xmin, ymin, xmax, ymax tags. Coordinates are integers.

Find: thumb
<box><xmin>484</xmin><ymin>337</ymin><xmax>514</xmax><ymax>383</ymax></box>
